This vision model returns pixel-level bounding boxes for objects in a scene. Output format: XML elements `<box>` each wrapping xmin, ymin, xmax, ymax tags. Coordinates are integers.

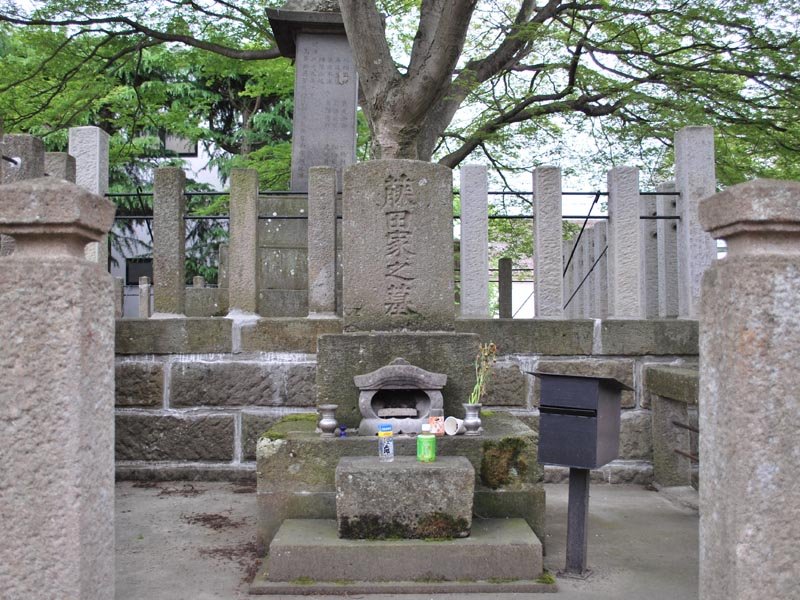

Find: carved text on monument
<box><xmin>383</xmin><ymin>175</ymin><xmax>418</xmax><ymax>315</ymax></box>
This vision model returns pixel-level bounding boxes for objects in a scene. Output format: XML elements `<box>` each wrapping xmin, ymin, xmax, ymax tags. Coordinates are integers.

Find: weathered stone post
<box><xmin>0</xmin><ymin>177</ymin><xmax>116</xmax><ymax>599</ymax></box>
<box><xmin>152</xmin><ymin>167</ymin><xmax>186</xmax><ymax>315</ymax></box>
<box><xmin>498</xmin><ymin>257</ymin><xmax>513</xmax><ymax>318</ymax></box>
<box><xmin>114</xmin><ymin>277</ymin><xmax>124</xmax><ymax>318</ymax></box>
<box><xmin>1</xmin><ymin>134</ymin><xmax>45</xmax><ymax>183</ymax></box>
<box><xmin>308</xmin><ymin>166</ymin><xmax>338</xmax><ymax>316</ymax></box>
<box><xmin>139</xmin><ymin>275</ymin><xmax>152</xmax><ymax>318</ymax></box>
<box><xmin>581</xmin><ymin>228</ymin><xmax>595</xmax><ymax>317</ymax></box>
<box><xmin>698</xmin><ymin>179</ymin><xmax>800</xmax><ymax>600</ymax></box>
<box><xmin>459</xmin><ymin>165</ymin><xmax>489</xmax><ymax>318</ymax></box>
<box><xmin>533</xmin><ymin>166</ymin><xmax>563</xmax><ymax>317</ymax></box>
<box><xmin>45</xmin><ymin>152</ymin><xmax>77</xmax><ymax>182</ymax></box>
<box><xmin>1</xmin><ymin>134</ymin><xmax>46</xmax><ymax>256</ymax></box>
<box><xmin>639</xmin><ymin>193</ymin><xmax>659</xmax><ymax>318</ymax></box>
<box><xmin>606</xmin><ymin>166</ymin><xmax>643</xmax><ymax>318</ymax></box>
<box><xmin>656</xmin><ymin>182</ymin><xmax>679</xmax><ymax>318</ymax></box>
<box><xmin>592</xmin><ymin>221</ymin><xmax>609</xmax><ymax>319</ymax></box>
<box><xmin>563</xmin><ymin>239</ymin><xmax>574</xmax><ymax>318</ymax></box>
<box><xmin>69</xmin><ymin>126</ymin><xmax>110</xmax><ymax>267</ymax></box>
<box><xmin>675</xmin><ymin>126</ymin><xmax>716</xmax><ymax>318</ymax></box>
<box><xmin>228</xmin><ymin>169</ymin><xmax>259</xmax><ymax>313</ymax></box>
<box><xmin>571</xmin><ymin>234</ymin><xmax>585</xmax><ymax>317</ymax></box>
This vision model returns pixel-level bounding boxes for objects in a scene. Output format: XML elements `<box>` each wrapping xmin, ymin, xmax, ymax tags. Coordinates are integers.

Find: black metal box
<box><xmin>533</xmin><ymin>372</ymin><xmax>632</xmax><ymax>469</ymax></box>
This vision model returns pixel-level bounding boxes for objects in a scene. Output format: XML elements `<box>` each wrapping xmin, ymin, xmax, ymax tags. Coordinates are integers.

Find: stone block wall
<box><xmin>114</xmin><ymin>317</ymin><xmax>700</xmax><ymax>483</ymax></box>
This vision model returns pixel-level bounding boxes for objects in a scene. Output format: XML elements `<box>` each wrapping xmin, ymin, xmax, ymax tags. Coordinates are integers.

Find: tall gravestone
<box><xmin>267</xmin><ymin>0</ymin><xmax>358</xmax><ymax>192</ymax></box>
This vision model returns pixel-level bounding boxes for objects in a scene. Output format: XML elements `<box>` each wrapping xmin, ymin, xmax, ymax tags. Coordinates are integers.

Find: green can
<box><xmin>417</xmin><ymin>424</ymin><xmax>436</xmax><ymax>462</ymax></box>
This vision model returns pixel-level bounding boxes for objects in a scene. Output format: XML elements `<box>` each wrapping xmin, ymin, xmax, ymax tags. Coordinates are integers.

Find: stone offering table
<box><xmin>336</xmin><ymin>456</ymin><xmax>474</xmax><ymax>539</ymax></box>
<box><xmin>255</xmin><ymin>411</ymin><xmax>545</xmax><ymax>550</ymax></box>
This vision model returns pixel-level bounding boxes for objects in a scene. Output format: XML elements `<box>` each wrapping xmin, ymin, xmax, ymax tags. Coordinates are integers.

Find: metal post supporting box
<box><xmin>533</xmin><ymin>373</ymin><xmax>632</xmax><ymax>469</ymax></box>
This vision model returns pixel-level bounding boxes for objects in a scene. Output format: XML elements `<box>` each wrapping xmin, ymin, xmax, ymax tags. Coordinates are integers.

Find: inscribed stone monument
<box><xmin>342</xmin><ymin>160</ymin><xmax>455</xmax><ymax>332</ymax></box>
<box><xmin>267</xmin><ymin>2</ymin><xmax>357</xmax><ymax>192</ymax></box>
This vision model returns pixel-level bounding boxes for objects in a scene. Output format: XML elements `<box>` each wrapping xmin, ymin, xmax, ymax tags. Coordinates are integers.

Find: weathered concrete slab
<box><xmin>115</xmin><ymin>360</ymin><xmax>164</xmax><ymax>407</ymax></box>
<box><xmin>170</xmin><ymin>360</ymin><xmax>315</xmax><ymax>407</ymax></box>
<box><xmin>455</xmin><ymin>319</ymin><xmax>594</xmax><ymax>355</ymax></box>
<box><xmin>644</xmin><ymin>365</ymin><xmax>699</xmax><ymax>405</ymax></box>
<box><xmin>265</xmin><ymin>518</ymin><xmax>542</xmax><ymax>582</ymax></box>
<box><xmin>598</xmin><ymin>319</ymin><xmax>698</xmax><ymax>355</ymax></box>
<box><xmin>115</xmin><ymin>318</ymin><xmax>232</xmax><ymax>354</ymax></box>
<box><xmin>336</xmin><ymin>456</ymin><xmax>474</xmax><ymax>539</ymax></box>
<box><xmin>115</xmin><ymin>413</ymin><xmax>234</xmax><ymax>461</ymax></box>
<box><xmin>239</xmin><ymin>317</ymin><xmax>342</xmax><ymax>353</ymax></box>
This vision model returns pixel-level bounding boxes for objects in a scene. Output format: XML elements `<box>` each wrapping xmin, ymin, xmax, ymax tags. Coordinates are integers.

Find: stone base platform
<box><xmin>250</xmin><ymin>518</ymin><xmax>552</xmax><ymax>595</ymax></box>
<box><xmin>256</xmin><ymin>412</ymin><xmax>545</xmax><ymax>550</ymax></box>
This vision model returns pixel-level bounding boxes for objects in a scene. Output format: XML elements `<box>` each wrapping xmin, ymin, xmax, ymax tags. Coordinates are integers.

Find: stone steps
<box><xmin>260</xmin><ymin>518</ymin><xmax>544</xmax><ymax>584</ymax></box>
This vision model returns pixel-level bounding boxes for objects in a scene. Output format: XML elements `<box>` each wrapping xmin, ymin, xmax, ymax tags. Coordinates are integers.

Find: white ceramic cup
<box><xmin>444</xmin><ymin>416</ymin><xmax>466</xmax><ymax>436</ymax></box>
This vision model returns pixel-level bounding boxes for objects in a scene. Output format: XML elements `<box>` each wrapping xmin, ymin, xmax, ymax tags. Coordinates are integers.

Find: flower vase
<box><xmin>463</xmin><ymin>402</ymin><xmax>482</xmax><ymax>436</ymax></box>
<box><xmin>317</xmin><ymin>404</ymin><xmax>339</xmax><ymax>437</ymax></box>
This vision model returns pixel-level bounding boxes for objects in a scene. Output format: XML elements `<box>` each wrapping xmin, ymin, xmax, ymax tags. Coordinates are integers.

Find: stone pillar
<box><xmin>606</xmin><ymin>166</ymin><xmax>643</xmax><ymax>318</ymax></box>
<box><xmin>1</xmin><ymin>134</ymin><xmax>46</xmax><ymax>256</ymax></box>
<box><xmin>114</xmin><ymin>277</ymin><xmax>124</xmax><ymax>319</ymax></box>
<box><xmin>342</xmin><ymin>160</ymin><xmax>454</xmax><ymax>331</ymax></box>
<box><xmin>656</xmin><ymin>182</ymin><xmax>679</xmax><ymax>318</ymax></box>
<box><xmin>592</xmin><ymin>222</ymin><xmax>609</xmax><ymax>319</ymax></box>
<box><xmin>459</xmin><ymin>165</ymin><xmax>489</xmax><ymax>318</ymax></box>
<box><xmin>228</xmin><ymin>169</ymin><xmax>259</xmax><ymax>314</ymax></box>
<box><xmin>533</xmin><ymin>166</ymin><xmax>563</xmax><ymax>317</ymax></box>
<box><xmin>45</xmin><ymin>152</ymin><xmax>77</xmax><ymax>182</ymax></box>
<box><xmin>69</xmin><ymin>126</ymin><xmax>110</xmax><ymax>268</ymax></box>
<box><xmin>0</xmin><ymin>177</ymin><xmax>115</xmax><ymax>599</ymax></box>
<box><xmin>1</xmin><ymin>134</ymin><xmax>45</xmax><ymax>183</ymax></box>
<box><xmin>138</xmin><ymin>276</ymin><xmax>152</xmax><ymax>318</ymax></box>
<box><xmin>192</xmin><ymin>276</ymin><xmax>205</xmax><ymax>288</ymax></box>
<box><xmin>571</xmin><ymin>234</ymin><xmax>585</xmax><ymax>318</ymax></box>
<box><xmin>308</xmin><ymin>166</ymin><xmax>338</xmax><ymax>316</ymax></box>
<box><xmin>698</xmin><ymin>179</ymin><xmax>800</xmax><ymax>600</ymax></box>
<box><xmin>639</xmin><ymin>194</ymin><xmax>659</xmax><ymax>318</ymax></box>
<box><xmin>152</xmin><ymin>167</ymin><xmax>186</xmax><ymax>315</ymax></box>
<box><xmin>498</xmin><ymin>257</ymin><xmax>513</xmax><ymax>318</ymax></box>
<box><xmin>563</xmin><ymin>240</ymin><xmax>574</xmax><ymax>318</ymax></box>
<box><xmin>581</xmin><ymin>228</ymin><xmax>595</xmax><ymax>318</ymax></box>
<box><xmin>675</xmin><ymin>126</ymin><xmax>716</xmax><ymax>318</ymax></box>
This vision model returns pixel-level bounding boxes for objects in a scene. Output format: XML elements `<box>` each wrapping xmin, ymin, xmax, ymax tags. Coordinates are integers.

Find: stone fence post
<box><xmin>0</xmin><ymin>177</ymin><xmax>116</xmax><ymax>599</ymax></box>
<box><xmin>498</xmin><ymin>257</ymin><xmax>513</xmax><ymax>318</ymax></box>
<box><xmin>69</xmin><ymin>126</ymin><xmax>110</xmax><ymax>267</ymax></box>
<box><xmin>533</xmin><ymin>166</ymin><xmax>563</xmax><ymax>317</ymax></box>
<box><xmin>460</xmin><ymin>165</ymin><xmax>489</xmax><ymax>318</ymax></box>
<box><xmin>1</xmin><ymin>134</ymin><xmax>46</xmax><ymax>256</ymax></box>
<box><xmin>153</xmin><ymin>167</ymin><xmax>186</xmax><ymax>315</ymax></box>
<box><xmin>228</xmin><ymin>169</ymin><xmax>259</xmax><ymax>314</ymax></box>
<box><xmin>656</xmin><ymin>182</ymin><xmax>679</xmax><ymax>317</ymax></box>
<box><xmin>698</xmin><ymin>179</ymin><xmax>800</xmax><ymax>600</ymax></box>
<box><xmin>639</xmin><ymin>193</ymin><xmax>659</xmax><ymax>318</ymax></box>
<box><xmin>308</xmin><ymin>166</ymin><xmax>338</xmax><ymax>316</ymax></box>
<box><xmin>592</xmin><ymin>221</ymin><xmax>609</xmax><ymax>319</ymax></box>
<box><xmin>607</xmin><ymin>166</ymin><xmax>643</xmax><ymax>318</ymax></box>
<box><xmin>675</xmin><ymin>126</ymin><xmax>716</xmax><ymax>318</ymax></box>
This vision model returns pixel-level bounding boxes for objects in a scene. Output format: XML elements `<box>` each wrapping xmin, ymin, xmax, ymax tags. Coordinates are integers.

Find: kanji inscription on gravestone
<box><xmin>343</xmin><ymin>161</ymin><xmax>455</xmax><ymax>332</ymax></box>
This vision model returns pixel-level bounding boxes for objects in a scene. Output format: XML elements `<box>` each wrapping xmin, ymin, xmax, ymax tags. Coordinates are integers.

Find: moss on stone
<box><xmin>480</xmin><ymin>437</ymin><xmax>529</xmax><ymax>489</ymax></box>
<box><xmin>290</xmin><ymin>576</ymin><xmax>315</xmax><ymax>585</ymax></box>
<box><xmin>259</xmin><ymin>413</ymin><xmax>317</xmax><ymax>440</ymax></box>
<box><xmin>535</xmin><ymin>570</ymin><xmax>556</xmax><ymax>585</ymax></box>
<box><xmin>339</xmin><ymin>512</ymin><xmax>469</xmax><ymax>540</ymax></box>
<box><xmin>488</xmin><ymin>576</ymin><xmax>520</xmax><ymax>584</ymax></box>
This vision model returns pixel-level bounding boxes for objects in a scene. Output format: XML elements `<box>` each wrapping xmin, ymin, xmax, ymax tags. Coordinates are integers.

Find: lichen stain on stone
<box><xmin>480</xmin><ymin>437</ymin><xmax>529</xmax><ymax>489</ymax></box>
<box><xmin>256</xmin><ymin>437</ymin><xmax>285</xmax><ymax>460</ymax></box>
